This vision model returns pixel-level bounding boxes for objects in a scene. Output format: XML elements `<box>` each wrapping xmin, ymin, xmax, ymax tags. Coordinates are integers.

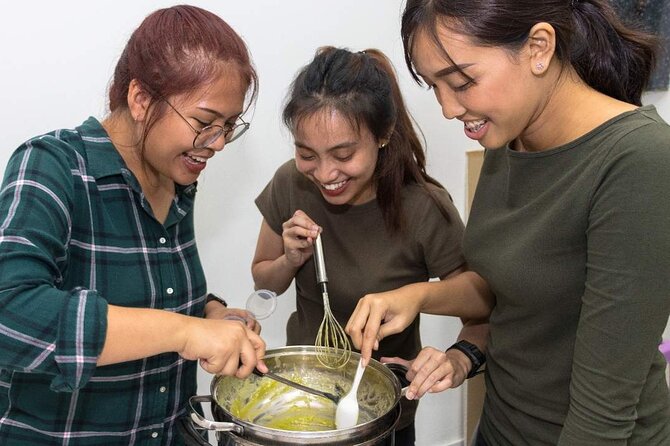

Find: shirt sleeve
<box><xmin>413</xmin><ymin>185</ymin><xmax>466</xmax><ymax>278</ymax></box>
<box><xmin>255</xmin><ymin>160</ymin><xmax>295</xmax><ymax>235</ymax></box>
<box><xmin>558</xmin><ymin>126</ymin><xmax>670</xmax><ymax>444</ymax></box>
<box><xmin>0</xmin><ymin>137</ymin><xmax>108</xmax><ymax>392</ymax></box>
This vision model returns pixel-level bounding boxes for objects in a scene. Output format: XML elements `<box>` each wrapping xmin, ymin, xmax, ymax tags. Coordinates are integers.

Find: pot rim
<box><xmin>209</xmin><ymin>345</ymin><xmax>403</xmax><ymax>436</ymax></box>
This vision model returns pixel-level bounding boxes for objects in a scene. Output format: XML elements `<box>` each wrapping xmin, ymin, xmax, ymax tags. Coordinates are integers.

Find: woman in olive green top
<box><xmin>347</xmin><ymin>1</ymin><xmax>670</xmax><ymax>445</ymax></box>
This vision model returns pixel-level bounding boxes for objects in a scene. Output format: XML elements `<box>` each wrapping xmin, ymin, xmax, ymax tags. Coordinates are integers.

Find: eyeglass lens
<box><xmin>194</xmin><ymin>122</ymin><xmax>249</xmax><ymax>149</ymax></box>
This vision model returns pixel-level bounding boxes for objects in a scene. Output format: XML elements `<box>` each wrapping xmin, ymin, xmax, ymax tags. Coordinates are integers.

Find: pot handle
<box><xmin>177</xmin><ymin>416</ymin><xmax>213</xmax><ymax>446</ymax></box>
<box><xmin>188</xmin><ymin>395</ymin><xmax>244</xmax><ymax>435</ymax></box>
<box><xmin>384</xmin><ymin>362</ymin><xmax>410</xmax><ymax>397</ymax></box>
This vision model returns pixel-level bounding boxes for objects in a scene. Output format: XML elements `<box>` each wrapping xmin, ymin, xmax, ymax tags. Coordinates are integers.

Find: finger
<box><xmin>345</xmin><ymin>300</ymin><xmax>370</xmax><ymax>348</ymax></box>
<box><xmin>380</xmin><ymin>356</ymin><xmax>411</xmax><ymax>368</ymax></box>
<box><xmin>429</xmin><ymin>375</ymin><xmax>454</xmax><ymax>393</ymax></box>
<box><xmin>235</xmin><ymin>341</ymin><xmax>258</xmax><ymax>378</ymax></box>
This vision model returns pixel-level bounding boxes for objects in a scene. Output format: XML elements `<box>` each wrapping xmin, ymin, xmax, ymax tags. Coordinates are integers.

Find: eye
<box><xmin>334</xmin><ymin>154</ymin><xmax>353</xmax><ymax>162</ymax></box>
<box><xmin>193</xmin><ymin>118</ymin><xmax>211</xmax><ymax>129</ymax></box>
<box><xmin>296</xmin><ymin>151</ymin><xmax>316</xmax><ymax>161</ymax></box>
<box><xmin>453</xmin><ymin>79</ymin><xmax>475</xmax><ymax>92</ymax></box>
<box><xmin>223</xmin><ymin>120</ymin><xmax>237</xmax><ymax>131</ymax></box>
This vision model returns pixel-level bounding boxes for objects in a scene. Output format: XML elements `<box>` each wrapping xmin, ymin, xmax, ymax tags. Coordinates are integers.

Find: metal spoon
<box><xmin>335</xmin><ymin>358</ymin><xmax>366</xmax><ymax>429</ymax></box>
<box><xmin>252</xmin><ymin>368</ymin><xmax>340</xmax><ymax>404</ymax></box>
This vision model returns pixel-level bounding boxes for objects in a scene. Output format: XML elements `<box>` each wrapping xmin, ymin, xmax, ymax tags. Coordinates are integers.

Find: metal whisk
<box><xmin>313</xmin><ymin>234</ymin><xmax>352</xmax><ymax>369</ymax></box>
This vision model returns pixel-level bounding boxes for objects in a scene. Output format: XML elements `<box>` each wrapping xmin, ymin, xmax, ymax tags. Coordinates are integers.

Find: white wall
<box><xmin>1</xmin><ymin>2</ymin><xmax>668</xmax><ymax>445</ymax></box>
<box><xmin>0</xmin><ymin>1</ymin><xmax>465</xmax><ymax>445</ymax></box>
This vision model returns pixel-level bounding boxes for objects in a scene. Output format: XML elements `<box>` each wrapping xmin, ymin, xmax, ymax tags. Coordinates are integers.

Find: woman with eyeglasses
<box><xmin>0</xmin><ymin>5</ymin><xmax>266</xmax><ymax>445</ymax></box>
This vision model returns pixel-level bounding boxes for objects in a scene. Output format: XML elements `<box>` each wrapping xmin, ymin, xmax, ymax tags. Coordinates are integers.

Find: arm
<box><xmin>251</xmin><ymin>211</ymin><xmax>320</xmax><ymax>294</ymax></box>
<box><xmin>558</xmin><ymin>134</ymin><xmax>670</xmax><ymax>444</ymax></box>
<box><xmin>100</xmin><ymin>305</ymin><xmax>266</xmax><ymax>376</ymax></box>
<box><xmin>346</xmin><ymin>268</ymin><xmax>494</xmax><ymax>361</ymax></box>
<box><xmin>0</xmin><ymin>138</ymin><xmax>266</xmax><ymax>391</ymax></box>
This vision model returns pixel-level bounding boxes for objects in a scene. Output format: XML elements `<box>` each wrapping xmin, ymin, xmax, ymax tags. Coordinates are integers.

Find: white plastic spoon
<box><xmin>335</xmin><ymin>358</ymin><xmax>366</xmax><ymax>429</ymax></box>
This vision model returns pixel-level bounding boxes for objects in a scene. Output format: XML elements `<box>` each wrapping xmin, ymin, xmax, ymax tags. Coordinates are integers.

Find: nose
<box><xmin>435</xmin><ymin>88</ymin><xmax>466</xmax><ymax>120</ymax></box>
<box><xmin>314</xmin><ymin>159</ymin><xmax>339</xmax><ymax>183</ymax></box>
<box><xmin>208</xmin><ymin>136</ymin><xmax>226</xmax><ymax>152</ymax></box>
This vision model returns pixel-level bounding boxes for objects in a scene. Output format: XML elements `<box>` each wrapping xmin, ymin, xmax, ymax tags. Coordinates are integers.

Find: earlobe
<box><xmin>527</xmin><ymin>22</ymin><xmax>556</xmax><ymax>75</ymax></box>
<box><xmin>127</xmin><ymin>79</ymin><xmax>152</xmax><ymax>122</ymax></box>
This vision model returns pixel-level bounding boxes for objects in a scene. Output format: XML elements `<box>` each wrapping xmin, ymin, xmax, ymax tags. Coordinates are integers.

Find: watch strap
<box><xmin>447</xmin><ymin>339</ymin><xmax>485</xmax><ymax>379</ymax></box>
<box><xmin>206</xmin><ymin>293</ymin><xmax>228</xmax><ymax>307</ymax></box>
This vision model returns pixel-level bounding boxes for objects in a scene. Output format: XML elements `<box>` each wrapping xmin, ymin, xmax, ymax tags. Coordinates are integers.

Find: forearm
<box><xmin>415</xmin><ymin>271</ymin><xmax>493</xmax><ymax>319</ymax></box>
<box><xmin>98</xmin><ymin>305</ymin><xmax>190</xmax><ymax>366</ymax></box>
<box><xmin>252</xmin><ymin>255</ymin><xmax>300</xmax><ymax>294</ymax></box>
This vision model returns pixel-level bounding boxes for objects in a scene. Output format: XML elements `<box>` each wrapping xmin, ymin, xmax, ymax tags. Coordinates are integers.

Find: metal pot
<box><xmin>181</xmin><ymin>346</ymin><xmax>405</xmax><ymax>445</ymax></box>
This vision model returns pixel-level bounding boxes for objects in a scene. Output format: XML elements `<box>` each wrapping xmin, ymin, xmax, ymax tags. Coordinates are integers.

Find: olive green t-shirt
<box><xmin>466</xmin><ymin>106</ymin><xmax>670</xmax><ymax>445</ymax></box>
<box><xmin>256</xmin><ymin>160</ymin><xmax>466</xmax><ymax>428</ymax></box>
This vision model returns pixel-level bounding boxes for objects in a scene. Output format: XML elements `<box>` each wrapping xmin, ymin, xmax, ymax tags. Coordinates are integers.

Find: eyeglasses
<box><xmin>162</xmin><ymin>99</ymin><xmax>250</xmax><ymax>149</ymax></box>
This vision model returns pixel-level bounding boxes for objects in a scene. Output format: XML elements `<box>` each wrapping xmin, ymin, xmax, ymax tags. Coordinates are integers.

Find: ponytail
<box><xmin>570</xmin><ymin>0</ymin><xmax>657</xmax><ymax>105</ymax></box>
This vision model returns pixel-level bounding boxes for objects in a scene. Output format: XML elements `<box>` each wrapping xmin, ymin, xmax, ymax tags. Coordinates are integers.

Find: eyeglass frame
<box><xmin>161</xmin><ymin>99</ymin><xmax>250</xmax><ymax>149</ymax></box>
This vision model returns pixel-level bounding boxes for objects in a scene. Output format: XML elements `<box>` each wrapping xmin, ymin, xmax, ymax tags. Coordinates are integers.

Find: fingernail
<box><xmin>406</xmin><ymin>391</ymin><xmax>415</xmax><ymax>400</ymax></box>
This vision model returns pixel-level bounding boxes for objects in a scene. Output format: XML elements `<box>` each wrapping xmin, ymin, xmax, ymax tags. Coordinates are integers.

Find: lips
<box><xmin>181</xmin><ymin>152</ymin><xmax>209</xmax><ymax>174</ymax></box>
<box><xmin>464</xmin><ymin>119</ymin><xmax>487</xmax><ymax>133</ymax></box>
<box><xmin>463</xmin><ymin>118</ymin><xmax>489</xmax><ymax>141</ymax></box>
<box><xmin>319</xmin><ymin>179</ymin><xmax>349</xmax><ymax>198</ymax></box>
<box><xmin>321</xmin><ymin>180</ymin><xmax>347</xmax><ymax>191</ymax></box>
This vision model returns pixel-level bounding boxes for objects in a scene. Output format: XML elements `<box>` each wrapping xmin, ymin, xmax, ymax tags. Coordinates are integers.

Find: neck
<box><xmin>102</xmin><ymin>111</ymin><xmax>173</xmax><ymax>194</ymax></box>
<box><xmin>515</xmin><ymin>68</ymin><xmax>637</xmax><ymax>152</ymax></box>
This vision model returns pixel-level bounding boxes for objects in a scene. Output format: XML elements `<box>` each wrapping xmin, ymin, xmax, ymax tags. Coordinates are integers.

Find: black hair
<box><xmin>283</xmin><ymin>46</ymin><xmax>451</xmax><ymax>233</ymax></box>
<box><xmin>401</xmin><ymin>0</ymin><xmax>657</xmax><ymax>105</ymax></box>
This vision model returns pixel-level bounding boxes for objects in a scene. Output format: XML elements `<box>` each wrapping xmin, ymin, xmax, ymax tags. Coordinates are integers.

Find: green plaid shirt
<box><xmin>0</xmin><ymin>117</ymin><xmax>206</xmax><ymax>445</ymax></box>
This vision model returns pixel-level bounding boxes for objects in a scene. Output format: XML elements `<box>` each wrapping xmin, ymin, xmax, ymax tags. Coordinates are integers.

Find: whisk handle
<box><xmin>313</xmin><ymin>233</ymin><xmax>328</xmax><ymax>284</ymax></box>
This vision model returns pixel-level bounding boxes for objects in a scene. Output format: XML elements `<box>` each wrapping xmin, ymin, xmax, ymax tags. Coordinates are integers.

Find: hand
<box><xmin>281</xmin><ymin>210</ymin><xmax>321</xmax><ymax>267</ymax></box>
<box><xmin>382</xmin><ymin>346</ymin><xmax>470</xmax><ymax>400</ymax></box>
<box><xmin>179</xmin><ymin>317</ymin><xmax>266</xmax><ymax>378</ymax></box>
<box><xmin>345</xmin><ymin>286</ymin><xmax>422</xmax><ymax>364</ymax></box>
<box><xmin>205</xmin><ymin>302</ymin><xmax>261</xmax><ymax>334</ymax></box>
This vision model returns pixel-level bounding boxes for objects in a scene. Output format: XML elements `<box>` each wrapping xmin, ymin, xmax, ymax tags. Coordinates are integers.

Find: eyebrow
<box><xmin>418</xmin><ymin>63</ymin><xmax>474</xmax><ymax>79</ymax></box>
<box><xmin>294</xmin><ymin>140</ymin><xmax>358</xmax><ymax>152</ymax></box>
<box><xmin>197</xmin><ymin>106</ymin><xmax>242</xmax><ymax>120</ymax></box>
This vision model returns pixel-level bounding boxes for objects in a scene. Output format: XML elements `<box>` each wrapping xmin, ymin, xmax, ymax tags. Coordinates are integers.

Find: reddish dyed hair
<box><xmin>108</xmin><ymin>4</ymin><xmax>258</xmax><ymax>139</ymax></box>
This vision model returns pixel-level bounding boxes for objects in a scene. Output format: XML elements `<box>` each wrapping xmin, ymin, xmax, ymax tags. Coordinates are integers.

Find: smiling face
<box><xmin>412</xmin><ymin>24</ymin><xmax>546</xmax><ymax>150</ymax></box>
<box><xmin>293</xmin><ymin>108</ymin><xmax>380</xmax><ymax>206</ymax></box>
<box><xmin>140</xmin><ymin>65</ymin><xmax>248</xmax><ymax>187</ymax></box>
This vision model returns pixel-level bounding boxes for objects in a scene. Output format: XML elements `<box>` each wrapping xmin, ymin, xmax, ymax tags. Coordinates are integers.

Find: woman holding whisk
<box><xmin>251</xmin><ymin>46</ymin><xmax>488</xmax><ymax>445</ymax></box>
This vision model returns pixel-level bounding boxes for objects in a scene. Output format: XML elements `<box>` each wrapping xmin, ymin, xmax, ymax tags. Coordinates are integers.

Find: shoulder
<box><xmin>599</xmin><ymin>107</ymin><xmax>670</xmax><ymax>173</ymax></box>
<box><xmin>401</xmin><ymin>182</ymin><xmax>464</xmax><ymax>232</ymax></box>
<box><xmin>6</xmin><ymin>127</ymin><xmax>85</xmax><ymax>178</ymax></box>
<box><xmin>403</xmin><ymin>182</ymin><xmax>459</xmax><ymax>214</ymax></box>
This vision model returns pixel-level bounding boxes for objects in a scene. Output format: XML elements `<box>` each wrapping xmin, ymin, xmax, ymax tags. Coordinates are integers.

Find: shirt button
<box><xmin>151</xmin><ymin>432</ymin><xmax>158</xmax><ymax>438</ymax></box>
<box><xmin>166</xmin><ymin>287</ymin><xmax>174</xmax><ymax>295</ymax></box>
<box><xmin>159</xmin><ymin>386</ymin><xmax>167</xmax><ymax>393</ymax></box>
<box><xmin>159</xmin><ymin>237</ymin><xmax>167</xmax><ymax>244</ymax></box>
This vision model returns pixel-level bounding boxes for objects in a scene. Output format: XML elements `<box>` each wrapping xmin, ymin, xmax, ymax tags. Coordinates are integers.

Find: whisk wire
<box><xmin>313</xmin><ymin>235</ymin><xmax>352</xmax><ymax>369</ymax></box>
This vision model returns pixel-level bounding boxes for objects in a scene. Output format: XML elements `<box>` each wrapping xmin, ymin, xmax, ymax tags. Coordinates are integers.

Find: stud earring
<box><xmin>535</xmin><ymin>62</ymin><xmax>545</xmax><ymax>71</ymax></box>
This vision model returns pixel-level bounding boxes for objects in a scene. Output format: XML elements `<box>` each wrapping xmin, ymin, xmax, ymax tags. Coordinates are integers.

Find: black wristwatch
<box><xmin>447</xmin><ymin>340</ymin><xmax>485</xmax><ymax>379</ymax></box>
<box><xmin>206</xmin><ymin>293</ymin><xmax>228</xmax><ymax>307</ymax></box>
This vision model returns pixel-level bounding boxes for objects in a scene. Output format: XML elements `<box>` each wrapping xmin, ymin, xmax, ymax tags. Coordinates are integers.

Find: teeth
<box><xmin>464</xmin><ymin>119</ymin><xmax>487</xmax><ymax>132</ymax></box>
<box><xmin>322</xmin><ymin>180</ymin><xmax>346</xmax><ymax>191</ymax></box>
<box><xmin>186</xmin><ymin>153</ymin><xmax>207</xmax><ymax>163</ymax></box>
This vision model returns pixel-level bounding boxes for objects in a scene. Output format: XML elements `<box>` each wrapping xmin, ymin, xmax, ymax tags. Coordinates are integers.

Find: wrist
<box><xmin>205</xmin><ymin>293</ymin><xmax>228</xmax><ymax>318</ymax></box>
<box><xmin>447</xmin><ymin>340</ymin><xmax>486</xmax><ymax>379</ymax></box>
<box><xmin>410</xmin><ymin>282</ymin><xmax>431</xmax><ymax>313</ymax></box>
